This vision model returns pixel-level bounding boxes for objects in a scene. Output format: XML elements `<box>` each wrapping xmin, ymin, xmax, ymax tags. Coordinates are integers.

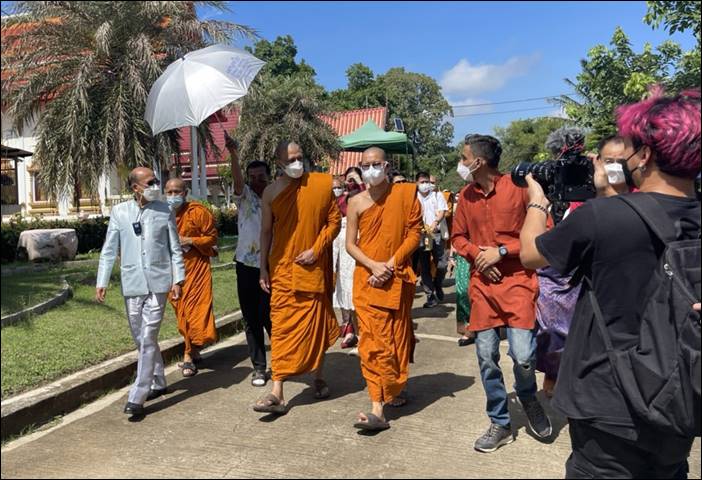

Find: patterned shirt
<box><xmin>233</xmin><ymin>184</ymin><xmax>262</xmax><ymax>268</ymax></box>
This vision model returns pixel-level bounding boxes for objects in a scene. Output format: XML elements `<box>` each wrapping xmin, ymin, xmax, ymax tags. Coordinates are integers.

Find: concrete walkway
<box><xmin>2</xmin><ymin>284</ymin><xmax>700</xmax><ymax>478</ymax></box>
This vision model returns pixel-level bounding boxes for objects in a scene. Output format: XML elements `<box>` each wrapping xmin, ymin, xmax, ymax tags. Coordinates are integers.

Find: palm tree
<box><xmin>236</xmin><ymin>72</ymin><xmax>341</xmax><ymax>171</ymax></box>
<box><xmin>1</xmin><ymin>1</ymin><xmax>256</xmax><ymax>209</ymax></box>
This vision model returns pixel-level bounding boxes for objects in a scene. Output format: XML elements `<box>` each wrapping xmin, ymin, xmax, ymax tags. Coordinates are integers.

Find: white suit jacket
<box><xmin>96</xmin><ymin>199</ymin><xmax>186</xmax><ymax>297</ymax></box>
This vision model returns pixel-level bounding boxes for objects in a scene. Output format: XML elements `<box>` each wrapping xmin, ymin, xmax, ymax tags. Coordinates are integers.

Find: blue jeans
<box><xmin>475</xmin><ymin>327</ymin><xmax>537</xmax><ymax>427</ymax></box>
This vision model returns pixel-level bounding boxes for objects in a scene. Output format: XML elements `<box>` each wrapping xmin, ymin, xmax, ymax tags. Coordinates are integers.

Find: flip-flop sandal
<box><xmin>353</xmin><ymin>413</ymin><xmax>390</xmax><ymax>431</ymax></box>
<box><xmin>313</xmin><ymin>379</ymin><xmax>330</xmax><ymax>399</ymax></box>
<box><xmin>387</xmin><ymin>391</ymin><xmax>408</xmax><ymax>408</ymax></box>
<box><xmin>179</xmin><ymin>361</ymin><xmax>198</xmax><ymax>377</ymax></box>
<box><xmin>252</xmin><ymin>393</ymin><xmax>288</xmax><ymax>414</ymax></box>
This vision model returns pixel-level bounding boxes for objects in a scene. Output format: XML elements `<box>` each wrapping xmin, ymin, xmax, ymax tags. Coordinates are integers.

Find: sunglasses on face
<box><xmin>144</xmin><ymin>178</ymin><xmax>160</xmax><ymax>187</ymax></box>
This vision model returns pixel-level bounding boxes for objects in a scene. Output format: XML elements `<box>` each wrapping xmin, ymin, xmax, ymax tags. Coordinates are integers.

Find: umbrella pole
<box><xmin>191</xmin><ymin>125</ymin><xmax>200</xmax><ymax>199</ymax></box>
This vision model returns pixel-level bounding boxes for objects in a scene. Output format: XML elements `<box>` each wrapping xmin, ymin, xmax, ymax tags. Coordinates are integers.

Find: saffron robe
<box><xmin>269</xmin><ymin>173</ymin><xmax>341</xmax><ymax>381</ymax></box>
<box><xmin>169</xmin><ymin>201</ymin><xmax>218</xmax><ymax>355</ymax></box>
<box><xmin>353</xmin><ymin>183</ymin><xmax>422</xmax><ymax>403</ymax></box>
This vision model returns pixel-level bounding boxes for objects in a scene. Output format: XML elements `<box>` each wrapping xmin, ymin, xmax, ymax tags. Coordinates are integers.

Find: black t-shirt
<box><xmin>536</xmin><ymin>192</ymin><xmax>700</xmax><ymax>454</ymax></box>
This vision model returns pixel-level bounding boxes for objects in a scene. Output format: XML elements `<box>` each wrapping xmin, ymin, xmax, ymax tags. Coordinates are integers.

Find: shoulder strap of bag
<box><xmin>618</xmin><ymin>193</ymin><xmax>677</xmax><ymax>244</ymax></box>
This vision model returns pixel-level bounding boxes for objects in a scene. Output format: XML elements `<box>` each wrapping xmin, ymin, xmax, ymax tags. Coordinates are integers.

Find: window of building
<box><xmin>1</xmin><ymin>158</ymin><xmax>18</xmax><ymax>205</ymax></box>
<box><xmin>33</xmin><ymin>174</ymin><xmax>48</xmax><ymax>201</ymax></box>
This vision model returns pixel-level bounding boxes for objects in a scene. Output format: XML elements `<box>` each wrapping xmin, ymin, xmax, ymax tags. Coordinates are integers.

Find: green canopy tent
<box><xmin>339</xmin><ymin>119</ymin><xmax>416</xmax><ymax>175</ymax></box>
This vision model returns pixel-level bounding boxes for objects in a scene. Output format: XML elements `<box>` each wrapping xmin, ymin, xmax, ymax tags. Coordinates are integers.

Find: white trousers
<box><xmin>124</xmin><ymin>293</ymin><xmax>167</xmax><ymax>404</ymax></box>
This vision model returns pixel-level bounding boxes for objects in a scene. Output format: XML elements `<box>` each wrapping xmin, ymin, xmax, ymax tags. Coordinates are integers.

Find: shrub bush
<box><xmin>1</xmin><ymin>215</ymin><xmax>110</xmax><ymax>263</ymax></box>
<box><xmin>1</xmin><ymin>203</ymin><xmax>239</xmax><ymax>263</ymax></box>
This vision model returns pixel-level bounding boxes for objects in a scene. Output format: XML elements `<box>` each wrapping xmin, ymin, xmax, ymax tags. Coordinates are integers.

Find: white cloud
<box><xmin>440</xmin><ymin>54</ymin><xmax>541</xmax><ymax>98</ymax></box>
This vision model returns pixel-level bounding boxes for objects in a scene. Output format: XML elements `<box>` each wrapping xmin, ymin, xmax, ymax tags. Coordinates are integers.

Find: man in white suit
<box><xmin>96</xmin><ymin>166</ymin><xmax>186</xmax><ymax>417</ymax></box>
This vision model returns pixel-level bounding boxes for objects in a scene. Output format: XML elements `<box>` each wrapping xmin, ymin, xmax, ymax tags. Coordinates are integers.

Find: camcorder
<box><xmin>510</xmin><ymin>126</ymin><xmax>596</xmax><ymax>203</ymax></box>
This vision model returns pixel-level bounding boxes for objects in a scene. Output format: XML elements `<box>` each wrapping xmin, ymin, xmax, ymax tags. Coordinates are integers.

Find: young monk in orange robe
<box><xmin>253</xmin><ymin>141</ymin><xmax>341</xmax><ymax>414</ymax></box>
<box><xmin>165</xmin><ymin>179</ymin><xmax>218</xmax><ymax>378</ymax></box>
<box><xmin>345</xmin><ymin>147</ymin><xmax>422</xmax><ymax>431</ymax></box>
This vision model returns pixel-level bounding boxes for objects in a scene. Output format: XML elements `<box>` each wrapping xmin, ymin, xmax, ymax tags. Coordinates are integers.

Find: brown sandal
<box><xmin>253</xmin><ymin>393</ymin><xmax>288</xmax><ymax>414</ymax></box>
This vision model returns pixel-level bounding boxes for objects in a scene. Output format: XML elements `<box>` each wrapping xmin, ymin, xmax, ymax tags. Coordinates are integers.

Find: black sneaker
<box><xmin>520</xmin><ymin>397</ymin><xmax>552</xmax><ymax>438</ymax></box>
<box><xmin>423</xmin><ymin>295</ymin><xmax>438</xmax><ymax>308</ymax></box>
<box><xmin>474</xmin><ymin>423</ymin><xmax>514</xmax><ymax>453</ymax></box>
<box><xmin>251</xmin><ymin>370</ymin><xmax>267</xmax><ymax>387</ymax></box>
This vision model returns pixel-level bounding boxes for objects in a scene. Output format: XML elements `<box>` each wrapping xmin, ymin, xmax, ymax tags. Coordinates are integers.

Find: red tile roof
<box><xmin>320</xmin><ymin>107</ymin><xmax>387</xmax><ymax>175</ymax></box>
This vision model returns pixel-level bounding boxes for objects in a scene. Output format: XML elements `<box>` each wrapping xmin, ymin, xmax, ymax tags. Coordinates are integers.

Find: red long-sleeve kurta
<box><xmin>451</xmin><ymin>175</ymin><xmax>538</xmax><ymax>332</ymax></box>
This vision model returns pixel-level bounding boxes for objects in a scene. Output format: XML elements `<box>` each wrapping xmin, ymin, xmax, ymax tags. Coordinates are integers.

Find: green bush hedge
<box><xmin>0</xmin><ymin>204</ymin><xmax>238</xmax><ymax>263</ymax></box>
<box><xmin>0</xmin><ymin>216</ymin><xmax>110</xmax><ymax>263</ymax></box>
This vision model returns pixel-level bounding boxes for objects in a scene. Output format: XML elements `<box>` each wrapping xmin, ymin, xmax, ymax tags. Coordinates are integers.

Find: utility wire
<box><xmin>452</xmin><ymin>106</ymin><xmax>561</xmax><ymax>118</ymax></box>
<box><xmin>450</xmin><ymin>93</ymin><xmax>574</xmax><ymax>108</ymax></box>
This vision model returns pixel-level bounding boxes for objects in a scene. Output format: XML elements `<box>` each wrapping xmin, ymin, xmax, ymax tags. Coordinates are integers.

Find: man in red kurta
<box><xmin>451</xmin><ymin>134</ymin><xmax>551</xmax><ymax>454</ymax></box>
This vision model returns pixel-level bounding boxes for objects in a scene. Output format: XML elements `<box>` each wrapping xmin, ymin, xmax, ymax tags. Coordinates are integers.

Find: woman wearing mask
<box><xmin>334</xmin><ymin>168</ymin><xmax>365</xmax><ymax>352</ymax></box>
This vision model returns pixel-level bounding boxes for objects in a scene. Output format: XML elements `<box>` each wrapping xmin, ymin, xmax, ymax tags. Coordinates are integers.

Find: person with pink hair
<box><xmin>520</xmin><ymin>87</ymin><xmax>700</xmax><ymax>478</ymax></box>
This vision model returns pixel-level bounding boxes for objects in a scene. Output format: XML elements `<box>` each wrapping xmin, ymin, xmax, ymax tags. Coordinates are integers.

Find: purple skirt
<box><xmin>535</xmin><ymin>266</ymin><xmax>581</xmax><ymax>379</ymax></box>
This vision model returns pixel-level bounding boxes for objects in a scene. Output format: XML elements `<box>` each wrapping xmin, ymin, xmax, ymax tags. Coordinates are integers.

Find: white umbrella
<box><xmin>145</xmin><ymin>44</ymin><xmax>265</xmax><ymax>135</ymax></box>
<box><xmin>144</xmin><ymin>44</ymin><xmax>265</xmax><ymax>198</ymax></box>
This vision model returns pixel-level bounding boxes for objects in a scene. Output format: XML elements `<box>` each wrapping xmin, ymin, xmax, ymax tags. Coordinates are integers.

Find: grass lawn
<box><xmin>1</xmin><ymin>264</ymin><xmax>239</xmax><ymax>399</ymax></box>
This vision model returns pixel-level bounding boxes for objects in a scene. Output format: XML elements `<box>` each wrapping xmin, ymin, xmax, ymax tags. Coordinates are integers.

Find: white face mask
<box><xmin>332</xmin><ymin>187</ymin><xmax>344</xmax><ymax>197</ymax></box>
<box><xmin>457</xmin><ymin>162</ymin><xmax>473</xmax><ymax>182</ymax></box>
<box><xmin>362</xmin><ymin>164</ymin><xmax>386</xmax><ymax>186</ymax></box>
<box><xmin>167</xmin><ymin>195</ymin><xmax>185</xmax><ymax>209</ymax></box>
<box><xmin>284</xmin><ymin>160</ymin><xmax>304</xmax><ymax>179</ymax></box>
<box><xmin>418</xmin><ymin>182</ymin><xmax>432</xmax><ymax>194</ymax></box>
<box><xmin>142</xmin><ymin>184</ymin><xmax>161</xmax><ymax>202</ymax></box>
<box><xmin>604</xmin><ymin>162</ymin><xmax>626</xmax><ymax>185</ymax></box>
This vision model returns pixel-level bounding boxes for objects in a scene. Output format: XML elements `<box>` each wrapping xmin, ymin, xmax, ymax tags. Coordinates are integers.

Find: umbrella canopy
<box><xmin>339</xmin><ymin>119</ymin><xmax>413</xmax><ymax>154</ymax></box>
<box><xmin>145</xmin><ymin>44</ymin><xmax>265</xmax><ymax>135</ymax></box>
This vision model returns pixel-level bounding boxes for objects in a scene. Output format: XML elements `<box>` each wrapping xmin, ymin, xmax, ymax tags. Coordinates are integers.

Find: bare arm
<box><xmin>519</xmin><ymin>175</ymin><xmax>551</xmax><ymax>270</ymax></box>
<box><xmin>226</xmin><ymin>133</ymin><xmax>245</xmax><ymax>196</ymax></box>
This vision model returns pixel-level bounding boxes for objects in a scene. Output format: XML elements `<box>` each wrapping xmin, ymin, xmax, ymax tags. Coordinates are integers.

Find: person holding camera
<box><xmin>96</xmin><ymin>167</ymin><xmax>185</xmax><ymax>418</ymax></box>
<box><xmin>451</xmin><ymin>134</ymin><xmax>551</xmax><ymax>453</ymax></box>
<box><xmin>520</xmin><ymin>87</ymin><xmax>701</xmax><ymax>478</ymax></box>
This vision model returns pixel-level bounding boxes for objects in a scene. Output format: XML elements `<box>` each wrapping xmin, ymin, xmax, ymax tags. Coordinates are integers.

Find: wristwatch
<box><xmin>498</xmin><ymin>245</ymin><xmax>508</xmax><ymax>257</ymax></box>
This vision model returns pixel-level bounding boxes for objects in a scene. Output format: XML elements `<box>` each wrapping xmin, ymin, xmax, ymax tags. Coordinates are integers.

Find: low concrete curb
<box><xmin>0</xmin><ymin>310</ymin><xmax>243</xmax><ymax>441</ymax></box>
<box><xmin>0</xmin><ymin>277</ymin><xmax>73</xmax><ymax>328</ymax></box>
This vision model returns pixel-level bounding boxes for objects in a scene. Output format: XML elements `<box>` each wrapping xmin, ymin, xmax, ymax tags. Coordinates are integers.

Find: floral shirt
<box><xmin>233</xmin><ymin>184</ymin><xmax>262</xmax><ymax>268</ymax></box>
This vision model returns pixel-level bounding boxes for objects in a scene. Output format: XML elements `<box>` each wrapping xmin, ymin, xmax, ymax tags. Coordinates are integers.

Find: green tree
<box><xmin>237</xmin><ymin>35</ymin><xmax>339</xmax><ymax>171</ymax></box>
<box><xmin>327</xmin><ymin>64</ymin><xmax>454</xmax><ymax>158</ymax></box>
<box><xmin>644</xmin><ymin>1</ymin><xmax>701</xmax><ymax>47</ymax></box>
<box><xmin>555</xmin><ymin>27</ymin><xmax>699</xmax><ymax>148</ymax></box>
<box><xmin>245</xmin><ymin>34</ymin><xmax>316</xmax><ymax>78</ymax></box>
<box><xmin>236</xmin><ymin>73</ymin><xmax>340</xmax><ymax>170</ymax></box>
<box><xmin>1</xmin><ymin>1</ymin><xmax>255</xmax><ymax>207</ymax></box>
<box><xmin>494</xmin><ymin>117</ymin><xmax>571</xmax><ymax>173</ymax></box>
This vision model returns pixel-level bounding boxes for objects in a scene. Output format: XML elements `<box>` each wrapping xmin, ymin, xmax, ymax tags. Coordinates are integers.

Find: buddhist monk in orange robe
<box><xmin>253</xmin><ymin>141</ymin><xmax>341</xmax><ymax>414</ymax></box>
<box><xmin>345</xmin><ymin>147</ymin><xmax>422</xmax><ymax>431</ymax></box>
<box><xmin>165</xmin><ymin>179</ymin><xmax>218</xmax><ymax>377</ymax></box>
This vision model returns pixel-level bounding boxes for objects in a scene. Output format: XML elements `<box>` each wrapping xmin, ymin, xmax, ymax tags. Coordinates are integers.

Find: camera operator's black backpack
<box><xmin>586</xmin><ymin>193</ymin><xmax>701</xmax><ymax>437</ymax></box>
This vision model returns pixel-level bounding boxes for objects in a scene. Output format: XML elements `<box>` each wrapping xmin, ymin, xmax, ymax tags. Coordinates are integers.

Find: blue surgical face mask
<box><xmin>167</xmin><ymin>195</ymin><xmax>185</xmax><ymax>210</ymax></box>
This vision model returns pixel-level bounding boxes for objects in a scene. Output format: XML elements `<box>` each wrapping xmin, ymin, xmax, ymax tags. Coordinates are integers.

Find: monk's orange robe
<box><xmin>169</xmin><ymin>201</ymin><xmax>218</xmax><ymax>355</ymax></box>
<box><xmin>353</xmin><ymin>183</ymin><xmax>422</xmax><ymax>403</ymax></box>
<box><xmin>269</xmin><ymin>173</ymin><xmax>341</xmax><ymax>381</ymax></box>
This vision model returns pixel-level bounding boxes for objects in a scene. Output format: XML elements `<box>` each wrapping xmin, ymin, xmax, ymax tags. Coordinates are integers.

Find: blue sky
<box><xmin>202</xmin><ymin>1</ymin><xmax>697</xmax><ymax>145</ymax></box>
